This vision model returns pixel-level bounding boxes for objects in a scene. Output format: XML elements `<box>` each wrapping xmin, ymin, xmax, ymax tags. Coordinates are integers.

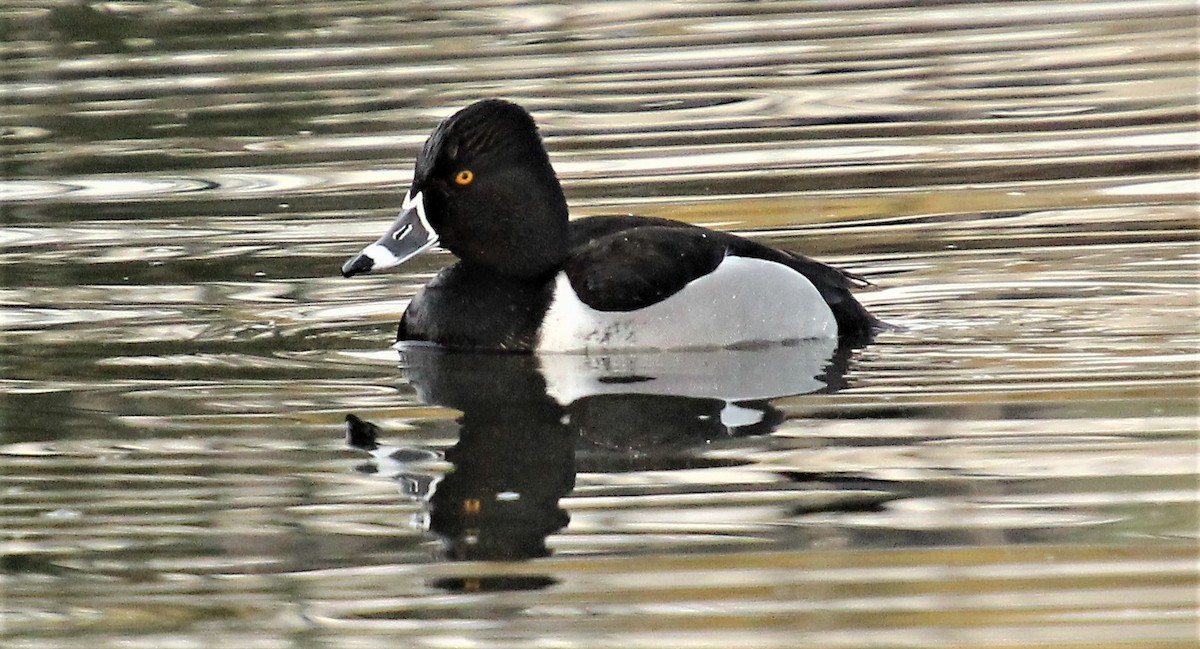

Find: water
<box><xmin>2</xmin><ymin>1</ymin><xmax>1198</xmax><ymax>647</ymax></box>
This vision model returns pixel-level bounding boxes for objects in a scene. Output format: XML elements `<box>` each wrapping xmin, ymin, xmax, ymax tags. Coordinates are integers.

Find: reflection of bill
<box><xmin>345</xmin><ymin>341</ymin><xmax>857</xmax><ymax>590</ymax></box>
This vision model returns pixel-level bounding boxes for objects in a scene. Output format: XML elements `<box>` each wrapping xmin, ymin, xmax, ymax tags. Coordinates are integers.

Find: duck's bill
<box><xmin>341</xmin><ymin>191</ymin><xmax>438</xmax><ymax>278</ymax></box>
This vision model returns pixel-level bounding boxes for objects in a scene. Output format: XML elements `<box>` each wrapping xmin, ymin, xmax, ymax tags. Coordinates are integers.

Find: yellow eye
<box><xmin>454</xmin><ymin>169</ymin><xmax>474</xmax><ymax>185</ymax></box>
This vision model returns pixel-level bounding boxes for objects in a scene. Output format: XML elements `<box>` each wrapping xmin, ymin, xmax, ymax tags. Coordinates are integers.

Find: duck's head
<box><xmin>342</xmin><ymin>100</ymin><xmax>569</xmax><ymax>279</ymax></box>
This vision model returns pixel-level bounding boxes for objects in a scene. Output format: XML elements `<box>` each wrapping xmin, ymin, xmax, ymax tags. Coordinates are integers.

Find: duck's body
<box><xmin>343</xmin><ymin>100</ymin><xmax>880</xmax><ymax>352</ymax></box>
<box><xmin>400</xmin><ymin>214</ymin><xmax>874</xmax><ymax>351</ymax></box>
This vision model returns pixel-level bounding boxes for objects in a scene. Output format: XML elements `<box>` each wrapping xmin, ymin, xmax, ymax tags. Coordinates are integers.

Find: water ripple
<box><xmin>3</xmin><ymin>1</ymin><xmax>1197</xmax><ymax>647</ymax></box>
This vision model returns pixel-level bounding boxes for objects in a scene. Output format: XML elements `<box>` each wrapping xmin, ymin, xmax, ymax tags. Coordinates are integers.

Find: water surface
<box><xmin>2</xmin><ymin>1</ymin><xmax>1197</xmax><ymax>647</ymax></box>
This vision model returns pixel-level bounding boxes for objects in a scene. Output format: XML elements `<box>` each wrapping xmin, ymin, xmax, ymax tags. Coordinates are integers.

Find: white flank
<box><xmin>537</xmin><ymin>255</ymin><xmax>836</xmax><ymax>353</ymax></box>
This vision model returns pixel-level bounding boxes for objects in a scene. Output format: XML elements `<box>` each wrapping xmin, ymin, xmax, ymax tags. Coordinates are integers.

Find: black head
<box><xmin>415</xmin><ymin>100</ymin><xmax>569</xmax><ymax>277</ymax></box>
<box><xmin>342</xmin><ymin>100</ymin><xmax>569</xmax><ymax>279</ymax></box>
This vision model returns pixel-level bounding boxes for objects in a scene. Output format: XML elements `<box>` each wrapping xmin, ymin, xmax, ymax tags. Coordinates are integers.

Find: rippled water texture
<box><xmin>2</xmin><ymin>1</ymin><xmax>1198</xmax><ymax>647</ymax></box>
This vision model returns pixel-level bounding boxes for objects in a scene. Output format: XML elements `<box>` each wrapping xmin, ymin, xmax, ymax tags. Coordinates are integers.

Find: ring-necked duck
<box><xmin>342</xmin><ymin>99</ymin><xmax>881</xmax><ymax>352</ymax></box>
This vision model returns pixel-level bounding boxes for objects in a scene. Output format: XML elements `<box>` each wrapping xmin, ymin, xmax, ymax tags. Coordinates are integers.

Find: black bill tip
<box><xmin>341</xmin><ymin>253</ymin><xmax>373</xmax><ymax>278</ymax></box>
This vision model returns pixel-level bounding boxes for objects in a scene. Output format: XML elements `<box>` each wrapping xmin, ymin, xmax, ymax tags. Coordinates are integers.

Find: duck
<box><xmin>341</xmin><ymin>99</ymin><xmax>881</xmax><ymax>352</ymax></box>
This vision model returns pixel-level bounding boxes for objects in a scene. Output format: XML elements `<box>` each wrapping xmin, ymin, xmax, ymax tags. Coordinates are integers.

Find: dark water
<box><xmin>2</xmin><ymin>1</ymin><xmax>1198</xmax><ymax>647</ymax></box>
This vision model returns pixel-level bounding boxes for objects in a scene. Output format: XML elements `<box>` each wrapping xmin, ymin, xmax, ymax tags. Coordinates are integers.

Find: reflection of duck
<box><xmin>341</xmin><ymin>99</ymin><xmax>880</xmax><ymax>351</ymax></box>
<box><xmin>346</xmin><ymin>340</ymin><xmax>855</xmax><ymax>591</ymax></box>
